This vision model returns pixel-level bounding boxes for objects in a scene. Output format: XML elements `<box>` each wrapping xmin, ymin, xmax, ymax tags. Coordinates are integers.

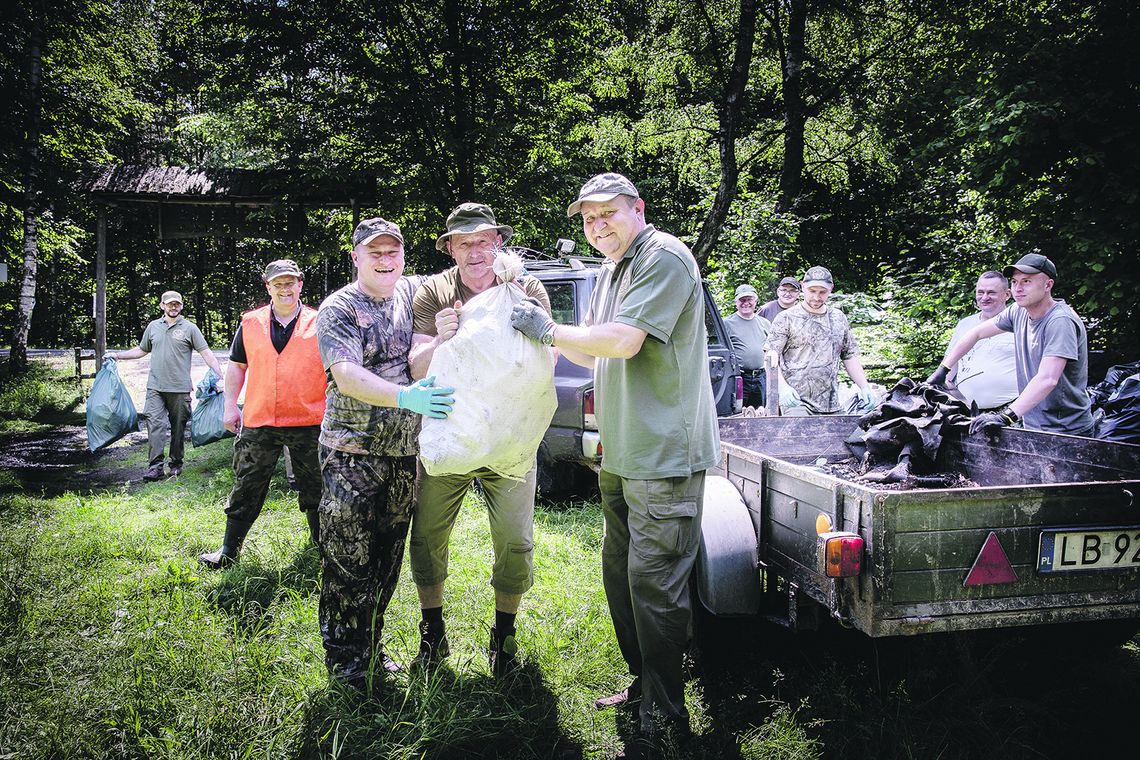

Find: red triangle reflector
<box><xmin>963</xmin><ymin>531</ymin><xmax>1018</xmax><ymax>587</ymax></box>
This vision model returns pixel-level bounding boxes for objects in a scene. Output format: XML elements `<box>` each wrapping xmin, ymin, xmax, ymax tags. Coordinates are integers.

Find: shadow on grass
<box><xmin>690</xmin><ymin>612</ymin><xmax>1140</xmax><ymax>759</ymax></box>
<box><xmin>205</xmin><ymin>543</ymin><xmax>321</xmax><ymax>630</ymax></box>
<box><xmin>294</xmin><ymin>660</ymin><xmax>584</xmax><ymax>759</ymax></box>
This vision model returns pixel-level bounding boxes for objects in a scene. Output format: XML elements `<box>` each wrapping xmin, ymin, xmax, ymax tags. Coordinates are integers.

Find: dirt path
<box><xmin>0</xmin><ymin>351</ymin><xmax>230</xmax><ymax>497</ymax></box>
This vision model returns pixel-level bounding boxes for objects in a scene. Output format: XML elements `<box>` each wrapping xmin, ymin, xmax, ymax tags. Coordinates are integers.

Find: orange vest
<box><xmin>240</xmin><ymin>305</ymin><xmax>326</xmax><ymax>428</ymax></box>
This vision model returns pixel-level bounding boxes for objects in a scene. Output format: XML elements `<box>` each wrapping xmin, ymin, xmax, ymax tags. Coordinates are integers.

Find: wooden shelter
<box><xmin>82</xmin><ymin>164</ymin><xmax>379</xmax><ymax>362</ymax></box>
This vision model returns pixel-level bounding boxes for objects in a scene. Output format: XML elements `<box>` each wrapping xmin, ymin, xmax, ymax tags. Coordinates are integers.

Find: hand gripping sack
<box><xmin>418</xmin><ymin>253</ymin><xmax>557</xmax><ymax>480</ymax></box>
<box><xmin>191</xmin><ymin>368</ymin><xmax>233</xmax><ymax>447</ymax></box>
<box><xmin>86</xmin><ymin>356</ymin><xmax>140</xmax><ymax>452</ymax></box>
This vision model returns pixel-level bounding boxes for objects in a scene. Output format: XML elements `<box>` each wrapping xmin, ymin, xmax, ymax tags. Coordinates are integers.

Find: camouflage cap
<box><xmin>567</xmin><ymin>172</ymin><xmax>640</xmax><ymax>217</ymax></box>
<box><xmin>160</xmin><ymin>290</ymin><xmax>183</xmax><ymax>305</ymax></box>
<box><xmin>434</xmin><ymin>203</ymin><xmax>514</xmax><ymax>252</ymax></box>
<box><xmin>353</xmin><ymin>217</ymin><xmax>404</xmax><ymax>248</ymax></box>
<box><xmin>801</xmin><ymin>266</ymin><xmax>834</xmax><ymax>289</ymax></box>
<box><xmin>262</xmin><ymin>259</ymin><xmax>303</xmax><ymax>282</ymax></box>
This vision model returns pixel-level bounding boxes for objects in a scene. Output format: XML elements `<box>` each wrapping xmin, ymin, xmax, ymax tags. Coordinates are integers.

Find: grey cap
<box><xmin>1003</xmin><ymin>252</ymin><xmax>1058</xmax><ymax>280</ymax></box>
<box><xmin>777</xmin><ymin>276</ymin><xmax>802</xmax><ymax>290</ymax></box>
<box><xmin>801</xmin><ymin>266</ymin><xmax>834</xmax><ymax>289</ymax></box>
<box><xmin>353</xmin><ymin>217</ymin><xmax>404</xmax><ymax>248</ymax></box>
<box><xmin>435</xmin><ymin>203</ymin><xmax>514</xmax><ymax>252</ymax></box>
<box><xmin>160</xmin><ymin>290</ymin><xmax>183</xmax><ymax>305</ymax></box>
<box><xmin>734</xmin><ymin>284</ymin><xmax>759</xmax><ymax>300</ymax></box>
<box><xmin>262</xmin><ymin>259</ymin><xmax>303</xmax><ymax>282</ymax></box>
<box><xmin>566</xmin><ymin>172</ymin><xmax>640</xmax><ymax>217</ymax></box>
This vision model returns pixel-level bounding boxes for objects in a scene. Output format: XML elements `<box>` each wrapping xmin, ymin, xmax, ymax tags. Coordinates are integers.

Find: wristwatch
<box><xmin>540</xmin><ymin>329</ymin><xmax>555</xmax><ymax>347</ymax></box>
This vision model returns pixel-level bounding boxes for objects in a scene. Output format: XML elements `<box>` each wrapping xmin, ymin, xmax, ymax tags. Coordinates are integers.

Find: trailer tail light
<box><xmin>819</xmin><ymin>532</ymin><xmax>864</xmax><ymax>578</ymax></box>
<box><xmin>583</xmin><ymin>388</ymin><xmax>597</xmax><ymax>430</ymax></box>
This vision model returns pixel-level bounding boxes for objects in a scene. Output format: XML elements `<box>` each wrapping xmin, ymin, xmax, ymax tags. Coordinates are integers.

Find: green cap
<box><xmin>434</xmin><ymin>203</ymin><xmax>513</xmax><ymax>251</ymax></box>
<box><xmin>262</xmin><ymin>259</ymin><xmax>303</xmax><ymax>282</ymax></box>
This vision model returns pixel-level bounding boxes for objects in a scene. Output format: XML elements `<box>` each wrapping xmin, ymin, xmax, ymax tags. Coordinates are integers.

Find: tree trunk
<box><xmin>10</xmin><ymin>9</ymin><xmax>44</xmax><ymax>374</ymax></box>
<box><xmin>776</xmin><ymin>0</ymin><xmax>807</xmax><ymax>213</ymax></box>
<box><xmin>444</xmin><ymin>0</ymin><xmax>474</xmax><ymax>201</ymax></box>
<box><xmin>691</xmin><ymin>0</ymin><xmax>760</xmax><ymax>270</ymax></box>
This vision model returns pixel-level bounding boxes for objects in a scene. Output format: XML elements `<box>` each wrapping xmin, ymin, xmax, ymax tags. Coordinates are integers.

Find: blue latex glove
<box><xmin>510</xmin><ymin>298</ymin><xmax>556</xmax><ymax>343</ymax></box>
<box><xmin>779</xmin><ymin>384</ymin><xmax>801</xmax><ymax>409</ymax></box>
<box><xmin>397</xmin><ymin>376</ymin><xmax>455</xmax><ymax>419</ymax></box>
<box><xmin>858</xmin><ymin>386</ymin><xmax>879</xmax><ymax>409</ymax></box>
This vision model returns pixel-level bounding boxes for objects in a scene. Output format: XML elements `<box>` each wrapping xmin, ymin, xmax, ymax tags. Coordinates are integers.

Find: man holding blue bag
<box><xmin>199</xmin><ymin>259</ymin><xmax>327</xmax><ymax>569</ymax></box>
<box><xmin>110</xmin><ymin>290</ymin><xmax>223</xmax><ymax>480</ymax></box>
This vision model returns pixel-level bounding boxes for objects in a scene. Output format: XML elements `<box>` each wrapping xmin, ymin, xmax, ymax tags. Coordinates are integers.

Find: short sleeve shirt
<box><xmin>724</xmin><ymin>313</ymin><xmax>771</xmax><ymax>370</ymax></box>
<box><xmin>757</xmin><ymin>300</ymin><xmax>789</xmax><ymax>323</ymax></box>
<box><xmin>138</xmin><ymin>316</ymin><xmax>208</xmax><ymax>393</ymax></box>
<box><xmin>413</xmin><ymin>266</ymin><xmax>551</xmax><ymax>334</ymax></box>
<box><xmin>995</xmin><ymin>300</ymin><xmax>1093</xmax><ymax>434</ymax></box>
<box><xmin>587</xmin><ymin>225</ymin><xmax>720</xmax><ymax>480</ymax></box>
<box><xmin>948</xmin><ymin>312</ymin><xmax>1018</xmax><ymax>410</ymax></box>
<box><xmin>764</xmin><ymin>304</ymin><xmax>859</xmax><ymax>414</ymax></box>
<box><xmin>316</xmin><ymin>278</ymin><xmax>421</xmax><ymax>456</ymax></box>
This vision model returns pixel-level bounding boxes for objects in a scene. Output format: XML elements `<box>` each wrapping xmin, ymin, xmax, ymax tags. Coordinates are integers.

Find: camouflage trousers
<box><xmin>225</xmin><ymin>425</ymin><xmax>321</xmax><ymax>523</ymax></box>
<box><xmin>318</xmin><ymin>445</ymin><xmax>416</xmax><ymax>681</ymax></box>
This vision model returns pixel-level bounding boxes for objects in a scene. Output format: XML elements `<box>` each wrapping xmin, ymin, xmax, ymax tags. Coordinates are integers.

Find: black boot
<box><xmin>198</xmin><ymin>518</ymin><xmax>253</xmax><ymax>569</ymax></box>
<box><xmin>413</xmin><ymin>618</ymin><xmax>450</xmax><ymax>669</ymax></box>
<box><xmin>305</xmin><ymin>509</ymin><xmax>320</xmax><ymax>544</ymax></box>
<box><xmin>489</xmin><ymin>624</ymin><xmax>519</xmax><ymax>679</ymax></box>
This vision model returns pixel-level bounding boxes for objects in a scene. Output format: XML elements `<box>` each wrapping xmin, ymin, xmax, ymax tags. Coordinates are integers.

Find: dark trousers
<box><xmin>225</xmin><ymin>425</ymin><xmax>321</xmax><ymax>523</ymax></box>
<box><xmin>318</xmin><ymin>446</ymin><xmax>416</xmax><ymax>681</ymax></box>
<box><xmin>600</xmin><ymin>468</ymin><xmax>705</xmax><ymax>740</ymax></box>
<box><xmin>144</xmin><ymin>389</ymin><xmax>191</xmax><ymax>467</ymax></box>
<box><xmin>742</xmin><ymin>369</ymin><xmax>766</xmax><ymax>409</ymax></box>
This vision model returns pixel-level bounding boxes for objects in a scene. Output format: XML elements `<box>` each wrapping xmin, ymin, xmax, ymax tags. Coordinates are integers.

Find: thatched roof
<box><xmin>82</xmin><ymin>165</ymin><xmax>379</xmax><ymax>207</ymax></box>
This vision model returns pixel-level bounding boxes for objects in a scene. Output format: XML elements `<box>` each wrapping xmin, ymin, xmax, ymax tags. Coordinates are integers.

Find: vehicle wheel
<box><xmin>536</xmin><ymin>461</ymin><xmax>596</xmax><ymax>504</ymax></box>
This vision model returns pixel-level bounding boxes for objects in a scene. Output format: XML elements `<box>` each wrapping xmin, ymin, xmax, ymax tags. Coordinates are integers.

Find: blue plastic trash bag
<box><xmin>86</xmin><ymin>356</ymin><xmax>139</xmax><ymax>452</ymax></box>
<box><xmin>191</xmin><ymin>368</ymin><xmax>233</xmax><ymax>447</ymax></box>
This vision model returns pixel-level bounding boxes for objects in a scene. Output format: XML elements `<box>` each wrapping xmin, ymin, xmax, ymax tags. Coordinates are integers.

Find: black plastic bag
<box><xmin>86</xmin><ymin>357</ymin><xmax>139</xmax><ymax>451</ymax></box>
<box><xmin>1097</xmin><ymin>371</ymin><xmax>1140</xmax><ymax>443</ymax></box>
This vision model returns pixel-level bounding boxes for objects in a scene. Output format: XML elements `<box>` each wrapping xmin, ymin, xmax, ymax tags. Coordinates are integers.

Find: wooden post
<box><xmin>765</xmin><ymin>350</ymin><xmax>780</xmax><ymax>416</ymax></box>
<box><xmin>95</xmin><ymin>204</ymin><xmax>107</xmax><ymax>365</ymax></box>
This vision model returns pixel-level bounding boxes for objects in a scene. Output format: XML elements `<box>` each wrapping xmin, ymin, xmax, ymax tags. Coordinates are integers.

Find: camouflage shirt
<box><xmin>316</xmin><ymin>278</ymin><xmax>421</xmax><ymax>456</ymax></box>
<box><xmin>764</xmin><ymin>304</ymin><xmax>859</xmax><ymax>414</ymax></box>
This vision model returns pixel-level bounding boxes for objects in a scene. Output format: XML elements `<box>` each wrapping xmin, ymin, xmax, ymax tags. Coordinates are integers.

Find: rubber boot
<box><xmin>198</xmin><ymin>518</ymin><xmax>253</xmax><ymax>569</ymax></box>
<box><xmin>305</xmin><ymin>509</ymin><xmax>320</xmax><ymax>544</ymax></box>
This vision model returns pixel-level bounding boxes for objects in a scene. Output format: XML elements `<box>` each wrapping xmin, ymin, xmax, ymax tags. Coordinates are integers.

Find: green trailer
<box><xmin>696</xmin><ymin>416</ymin><xmax>1140</xmax><ymax>637</ymax></box>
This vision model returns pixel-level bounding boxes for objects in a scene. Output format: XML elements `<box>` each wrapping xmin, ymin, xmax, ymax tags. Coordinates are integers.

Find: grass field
<box><xmin>1</xmin><ymin>360</ymin><xmax>1137</xmax><ymax>759</ymax></box>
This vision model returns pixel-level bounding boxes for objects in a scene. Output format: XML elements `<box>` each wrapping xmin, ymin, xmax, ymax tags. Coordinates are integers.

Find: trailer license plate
<box><xmin>1038</xmin><ymin>526</ymin><xmax>1140</xmax><ymax>573</ymax></box>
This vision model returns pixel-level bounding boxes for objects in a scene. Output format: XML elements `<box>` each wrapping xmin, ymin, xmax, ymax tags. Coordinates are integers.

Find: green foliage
<box><xmin>0</xmin><ymin>360</ymin><xmax>81</xmax><ymax>428</ymax></box>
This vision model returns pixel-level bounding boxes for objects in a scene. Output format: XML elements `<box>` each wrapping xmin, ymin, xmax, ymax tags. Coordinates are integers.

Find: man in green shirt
<box><xmin>111</xmin><ymin>290</ymin><xmax>223</xmax><ymax>480</ymax></box>
<box><xmin>511</xmin><ymin>173</ymin><xmax>719</xmax><ymax>757</ymax></box>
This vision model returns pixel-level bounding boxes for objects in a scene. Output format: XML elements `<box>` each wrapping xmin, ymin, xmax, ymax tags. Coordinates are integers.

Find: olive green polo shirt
<box><xmin>138</xmin><ymin>316</ymin><xmax>209</xmax><ymax>393</ymax></box>
<box><xmin>588</xmin><ymin>225</ymin><xmax>720</xmax><ymax>480</ymax></box>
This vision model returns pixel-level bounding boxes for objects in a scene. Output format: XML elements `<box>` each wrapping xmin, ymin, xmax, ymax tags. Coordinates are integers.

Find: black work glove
<box><xmin>925</xmin><ymin>365</ymin><xmax>950</xmax><ymax>387</ymax></box>
<box><xmin>968</xmin><ymin>407</ymin><xmax>1018</xmax><ymax>435</ymax></box>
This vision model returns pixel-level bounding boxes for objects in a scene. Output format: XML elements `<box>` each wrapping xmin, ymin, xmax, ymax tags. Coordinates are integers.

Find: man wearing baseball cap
<box><xmin>757</xmin><ymin>276</ymin><xmax>801</xmax><ymax>322</ymax></box>
<box><xmin>199</xmin><ymin>259</ymin><xmax>326</xmax><ymax>570</ymax></box>
<box><xmin>110</xmin><ymin>289</ymin><xmax>224</xmax><ymax>480</ymax></box>
<box><xmin>724</xmin><ymin>284</ymin><xmax>772</xmax><ymax>408</ymax></box>
<box><xmin>764</xmin><ymin>265</ymin><xmax>877</xmax><ymax>414</ymax></box>
<box><xmin>928</xmin><ymin>252</ymin><xmax>1093</xmax><ymax>436</ymax></box>
<box><xmin>511</xmin><ymin>172</ymin><xmax>719</xmax><ymax>756</ymax></box>
<box><xmin>406</xmin><ymin>202</ymin><xmax>552</xmax><ymax>679</ymax></box>
<box><xmin>314</xmin><ymin>216</ymin><xmax>455</xmax><ymax>690</ymax></box>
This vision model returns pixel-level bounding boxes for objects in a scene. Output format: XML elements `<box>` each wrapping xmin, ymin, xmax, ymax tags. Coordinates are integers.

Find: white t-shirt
<box><xmin>949</xmin><ymin>312</ymin><xmax>1018</xmax><ymax>410</ymax></box>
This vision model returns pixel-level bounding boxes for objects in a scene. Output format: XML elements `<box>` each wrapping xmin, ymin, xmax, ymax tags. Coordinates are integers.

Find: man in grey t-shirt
<box><xmin>110</xmin><ymin>290</ymin><xmax>224</xmax><ymax>480</ymax></box>
<box><xmin>928</xmin><ymin>253</ymin><xmax>1093</xmax><ymax>436</ymax></box>
<box><xmin>724</xmin><ymin>284</ymin><xmax>771</xmax><ymax>408</ymax></box>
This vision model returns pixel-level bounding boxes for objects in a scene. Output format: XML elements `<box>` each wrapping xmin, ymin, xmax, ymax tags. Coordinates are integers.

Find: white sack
<box><xmin>418</xmin><ymin>253</ymin><xmax>557</xmax><ymax>480</ymax></box>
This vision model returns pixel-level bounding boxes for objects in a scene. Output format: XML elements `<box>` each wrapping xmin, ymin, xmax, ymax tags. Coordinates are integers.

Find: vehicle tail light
<box><xmin>819</xmin><ymin>532</ymin><xmax>864</xmax><ymax>578</ymax></box>
<box><xmin>583</xmin><ymin>388</ymin><xmax>598</xmax><ymax>430</ymax></box>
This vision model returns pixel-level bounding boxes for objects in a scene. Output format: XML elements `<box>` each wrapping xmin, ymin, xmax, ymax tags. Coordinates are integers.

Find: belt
<box><xmin>741</xmin><ymin>369</ymin><xmax>764</xmax><ymax>377</ymax></box>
